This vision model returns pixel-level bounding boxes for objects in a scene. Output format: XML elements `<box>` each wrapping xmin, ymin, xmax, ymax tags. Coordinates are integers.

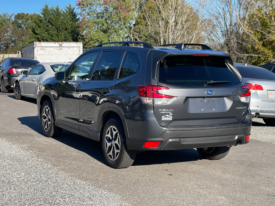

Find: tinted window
<box><xmin>51</xmin><ymin>64</ymin><xmax>70</xmax><ymax>72</ymax></box>
<box><xmin>119</xmin><ymin>52</ymin><xmax>140</xmax><ymax>78</ymax></box>
<box><xmin>237</xmin><ymin>66</ymin><xmax>275</xmax><ymax>80</ymax></box>
<box><xmin>259</xmin><ymin>65</ymin><xmax>274</xmax><ymax>71</ymax></box>
<box><xmin>11</xmin><ymin>59</ymin><xmax>39</xmax><ymax>67</ymax></box>
<box><xmin>67</xmin><ymin>52</ymin><xmax>99</xmax><ymax>80</ymax></box>
<box><xmin>158</xmin><ymin>56</ymin><xmax>240</xmax><ymax>87</ymax></box>
<box><xmin>92</xmin><ymin>51</ymin><xmax>124</xmax><ymax>80</ymax></box>
<box><xmin>28</xmin><ymin>65</ymin><xmax>45</xmax><ymax>75</ymax></box>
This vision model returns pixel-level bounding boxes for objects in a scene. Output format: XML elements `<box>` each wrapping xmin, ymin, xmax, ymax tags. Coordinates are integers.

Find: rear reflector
<box><xmin>245</xmin><ymin>83</ymin><xmax>263</xmax><ymax>91</ymax></box>
<box><xmin>246</xmin><ymin>136</ymin><xmax>250</xmax><ymax>142</ymax></box>
<box><xmin>137</xmin><ymin>84</ymin><xmax>176</xmax><ymax>105</ymax></box>
<box><xmin>239</xmin><ymin>84</ymin><xmax>251</xmax><ymax>103</ymax></box>
<box><xmin>143</xmin><ymin>141</ymin><xmax>161</xmax><ymax>148</ymax></box>
<box><xmin>8</xmin><ymin>68</ymin><xmax>16</xmax><ymax>74</ymax></box>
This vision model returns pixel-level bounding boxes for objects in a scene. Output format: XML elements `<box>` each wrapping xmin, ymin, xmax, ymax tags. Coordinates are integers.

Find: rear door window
<box><xmin>237</xmin><ymin>66</ymin><xmax>275</xmax><ymax>80</ymax></box>
<box><xmin>92</xmin><ymin>51</ymin><xmax>124</xmax><ymax>80</ymax></box>
<box><xmin>158</xmin><ymin>55</ymin><xmax>240</xmax><ymax>87</ymax></box>
<box><xmin>11</xmin><ymin>59</ymin><xmax>39</xmax><ymax>67</ymax></box>
<box><xmin>119</xmin><ymin>52</ymin><xmax>140</xmax><ymax>78</ymax></box>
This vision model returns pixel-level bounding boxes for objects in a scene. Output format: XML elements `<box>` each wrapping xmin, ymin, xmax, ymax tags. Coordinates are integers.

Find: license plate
<box><xmin>268</xmin><ymin>91</ymin><xmax>275</xmax><ymax>99</ymax></box>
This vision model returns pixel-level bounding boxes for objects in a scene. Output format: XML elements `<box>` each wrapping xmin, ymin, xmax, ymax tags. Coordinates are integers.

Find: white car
<box><xmin>14</xmin><ymin>63</ymin><xmax>70</xmax><ymax>100</ymax></box>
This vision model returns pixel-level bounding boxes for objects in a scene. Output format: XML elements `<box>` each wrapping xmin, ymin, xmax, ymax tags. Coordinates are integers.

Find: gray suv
<box><xmin>37</xmin><ymin>41</ymin><xmax>251</xmax><ymax>169</ymax></box>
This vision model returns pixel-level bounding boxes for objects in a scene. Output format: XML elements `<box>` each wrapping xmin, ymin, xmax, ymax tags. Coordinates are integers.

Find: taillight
<box><xmin>137</xmin><ymin>84</ymin><xmax>177</xmax><ymax>105</ymax></box>
<box><xmin>8</xmin><ymin>68</ymin><xmax>16</xmax><ymax>74</ymax></box>
<box><xmin>246</xmin><ymin>136</ymin><xmax>250</xmax><ymax>142</ymax></box>
<box><xmin>239</xmin><ymin>84</ymin><xmax>251</xmax><ymax>103</ymax></box>
<box><xmin>245</xmin><ymin>83</ymin><xmax>263</xmax><ymax>91</ymax></box>
<box><xmin>143</xmin><ymin>141</ymin><xmax>161</xmax><ymax>148</ymax></box>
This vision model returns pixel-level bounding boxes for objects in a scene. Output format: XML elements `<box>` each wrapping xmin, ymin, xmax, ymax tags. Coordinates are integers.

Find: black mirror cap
<box><xmin>22</xmin><ymin>70</ymin><xmax>28</xmax><ymax>75</ymax></box>
<box><xmin>55</xmin><ymin>72</ymin><xmax>65</xmax><ymax>81</ymax></box>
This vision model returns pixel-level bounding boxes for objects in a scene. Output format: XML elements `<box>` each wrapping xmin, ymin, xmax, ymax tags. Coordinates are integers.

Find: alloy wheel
<box><xmin>105</xmin><ymin>126</ymin><xmax>121</xmax><ymax>161</ymax></box>
<box><xmin>42</xmin><ymin>106</ymin><xmax>52</xmax><ymax>132</ymax></box>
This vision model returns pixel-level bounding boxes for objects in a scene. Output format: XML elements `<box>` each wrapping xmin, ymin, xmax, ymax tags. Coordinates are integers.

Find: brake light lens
<box><xmin>245</xmin><ymin>83</ymin><xmax>263</xmax><ymax>91</ymax></box>
<box><xmin>143</xmin><ymin>141</ymin><xmax>161</xmax><ymax>148</ymax></box>
<box><xmin>246</xmin><ymin>136</ymin><xmax>250</xmax><ymax>142</ymax></box>
<box><xmin>193</xmin><ymin>54</ymin><xmax>209</xmax><ymax>56</ymax></box>
<box><xmin>137</xmin><ymin>84</ymin><xmax>177</xmax><ymax>105</ymax></box>
<box><xmin>239</xmin><ymin>84</ymin><xmax>251</xmax><ymax>103</ymax></box>
<box><xmin>8</xmin><ymin>68</ymin><xmax>16</xmax><ymax>74</ymax></box>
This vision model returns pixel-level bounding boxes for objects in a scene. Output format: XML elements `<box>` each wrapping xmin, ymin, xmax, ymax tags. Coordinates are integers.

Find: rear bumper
<box><xmin>251</xmin><ymin>95</ymin><xmax>275</xmax><ymax>118</ymax></box>
<box><xmin>3</xmin><ymin>76</ymin><xmax>17</xmax><ymax>88</ymax></box>
<box><xmin>126</xmin><ymin>125</ymin><xmax>250</xmax><ymax>151</ymax></box>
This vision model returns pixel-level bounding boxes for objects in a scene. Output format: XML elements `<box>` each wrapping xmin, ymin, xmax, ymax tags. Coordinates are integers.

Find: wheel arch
<box><xmin>99</xmin><ymin>108</ymin><xmax>128</xmax><ymax>141</ymax></box>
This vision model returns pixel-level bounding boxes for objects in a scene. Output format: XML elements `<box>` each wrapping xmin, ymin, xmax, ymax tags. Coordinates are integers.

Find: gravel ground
<box><xmin>251</xmin><ymin>118</ymin><xmax>275</xmax><ymax>144</ymax></box>
<box><xmin>0</xmin><ymin>138</ymin><xmax>127</xmax><ymax>206</ymax></box>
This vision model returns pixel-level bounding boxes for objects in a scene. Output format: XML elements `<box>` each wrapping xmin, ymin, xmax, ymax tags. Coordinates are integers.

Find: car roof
<box><xmin>234</xmin><ymin>62</ymin><xmax>265</xmax><ymax>69</ymax></box>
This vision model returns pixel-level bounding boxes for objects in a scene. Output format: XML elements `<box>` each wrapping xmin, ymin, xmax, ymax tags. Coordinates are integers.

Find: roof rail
<box><xmin>159</xmin><ymin>43</ymin><xmax>212</xmax><ymax>50</ymax></box>
<box><xmin>96</xmin><ymin>41</ymin><xmax>154</xmax><ymax>49</ymax></box>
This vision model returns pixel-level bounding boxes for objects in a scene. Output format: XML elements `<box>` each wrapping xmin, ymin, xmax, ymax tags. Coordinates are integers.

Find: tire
<box><xmin>263</xmin><ymin>118</ymin><xmax>275</xmax><ymax>126</ymax></box>
<box><xmin>197</xmin><ymin>146</ymin><xmax>230</xmax><ymax>160</ymax></box>
<box><xmin>40</xmin><ymin>99</ymin><xmax>63</xmax><ymax>137</ymax></box>
<box><xmin>1</xmin><ymin>78</ymin><xmax>8</xmax><ymax>93</ymax></box>
<box><xmin>14</xmin><ymin>82</ymin><xmax>25</xmax><ymax>100</ymax></box>
<box><xmin>101</xmin><ymin>117</ymin><xmax>136</xmax><ymax>169</ymax></box>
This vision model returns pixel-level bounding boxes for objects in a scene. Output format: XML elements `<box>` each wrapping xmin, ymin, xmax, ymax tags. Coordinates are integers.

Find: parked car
<box><xmin>235</xmin><ymin>63</ymin><xmax>275</xmax><ymax>125</ymax></box>
<box><xmin>37</xmin><ymin>41</ymin><xmax>251</xmax><ymax>169</ymax></box>
<box><xmin>0</xmin><ymin>57</ymin><xmax>39</xmax><ymax>93</ymax></box>
<box><xmin>14</xmin><ymin>63</ymin><xmax>70</xmax><ymax>100</ymax></box>
<box><xmin>259</xmin><ymin>62</ymin><xmax>275</xmax><ymax>73</ymax></box>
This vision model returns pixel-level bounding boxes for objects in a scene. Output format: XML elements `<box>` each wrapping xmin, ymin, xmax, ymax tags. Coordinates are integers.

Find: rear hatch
<box><xmin>152</xmin><ymin>55</ymin><xmax>249</xmax><ymax>127</ymax></box>
<box><xmin>11</xmin><ymin>59</ymin><xmax>39</xmax><ymax>76</ymax></box>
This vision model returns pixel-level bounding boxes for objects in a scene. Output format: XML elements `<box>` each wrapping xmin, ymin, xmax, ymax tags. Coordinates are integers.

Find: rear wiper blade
<box><xmin>204</xmin><ymin>81</ymin><xmax>230</xmax><ymax>86</ymax></box>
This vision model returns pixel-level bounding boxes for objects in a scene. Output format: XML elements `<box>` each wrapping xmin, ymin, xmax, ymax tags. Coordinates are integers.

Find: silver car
<box><xmin>235</xmin><ymin>63</ymin><xmax>275</xmax><ymax>125</ymax></box>
<box><xmin>14</xmin><ymin>63</ymin><xmax>70</xmax><ymax>100</ymax></box>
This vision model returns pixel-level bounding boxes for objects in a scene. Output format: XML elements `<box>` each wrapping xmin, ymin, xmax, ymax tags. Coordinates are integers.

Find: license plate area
<box><xmin>186</xmin><ymin>97</ymin><xmax>232</xmax><ymax>113</ymax></box>
<box><xmin>268</xmin><ymin>91</ymin><xmax>275</xmax><ymax>99</ymax></box>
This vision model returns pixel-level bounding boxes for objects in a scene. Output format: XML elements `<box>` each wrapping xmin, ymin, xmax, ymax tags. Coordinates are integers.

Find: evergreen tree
<box><xmin>30</xmin><ymin>4</ymin><xmax>80</xmax><ymax>42</ymax></box>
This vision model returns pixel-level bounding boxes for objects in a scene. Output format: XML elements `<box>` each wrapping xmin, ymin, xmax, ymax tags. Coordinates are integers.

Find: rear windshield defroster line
<box><xmin>157</xmin><ymin>55</ymin><xmax>240</xmax><ymax>87</ymax></box>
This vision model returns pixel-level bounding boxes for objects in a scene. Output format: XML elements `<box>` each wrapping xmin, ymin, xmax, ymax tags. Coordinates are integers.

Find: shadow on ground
<box><xmin>8</xmin><ymin>95</ymin><xmax>37</xmax><ymax>104</ymax></box>
<box><xmin>18</xmin><ymin>116</ymin><xmax>202</xmax><ymax>166</ymax></box>
<box><xmin>252</xmin><ymin>121</ymin><xmax>267</xmax><ymax>127</ymax></box>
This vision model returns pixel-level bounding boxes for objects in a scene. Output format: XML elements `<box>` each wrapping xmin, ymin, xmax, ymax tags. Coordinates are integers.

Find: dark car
<box><xmin>259</xmin><ymin>63</ymin><xmax>275</xmax><ymax>73</ymax></box>
<box><xmin>37</xmin><ymin>41</ymin><xmax>251</xmax><ymax>169</ymax></box>
<box><xmin>0</xmin><ymin>57</ymin><xmax>39</xmax><ymax>93</ymax></box>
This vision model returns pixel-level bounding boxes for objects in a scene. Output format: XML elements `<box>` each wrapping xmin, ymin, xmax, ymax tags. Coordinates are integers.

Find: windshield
<box><xmin>51</xmin><ymin>64</ymin><xmax>70</xmax><ymax>72</ymax></box>
<box><xmin>236</xmin><ymin>66</ymin><xmax>275</xmax><ymax>80</ymax></box>
<box><xmin>158</xmin><ymin>55</ymin><xmax>240</xmax><ymax>87</ymax></box>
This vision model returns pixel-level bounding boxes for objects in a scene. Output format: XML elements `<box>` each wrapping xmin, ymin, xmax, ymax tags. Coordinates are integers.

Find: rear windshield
<box><xmin>158</xmin><ymin>55</ymin><xmax>240</xmax><ymax>87</ymax></box>
<box><xmin>11</xmin><ymin>59</ymin><xmax>39</xmax><ymax>67</ymax></box>
<box><xmin>50</xmin><ymin>64</ymin><xmax>70</xmax><ymax>72</ymax></box>
<box><xmin>236</xmin><ymin>66</ymin><xmax>275</xmax><ymax>80</ymax></box>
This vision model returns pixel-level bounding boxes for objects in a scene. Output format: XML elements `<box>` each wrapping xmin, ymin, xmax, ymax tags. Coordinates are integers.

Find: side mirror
<box><xmin>22</xmin><ymin>70</ymin><xmax>28</xmax><ymax>75</ymax></box>
<box><xmin>55</xmin><ymin>72</ymin><xmax>65</xmax><ymax>81</ymax></box>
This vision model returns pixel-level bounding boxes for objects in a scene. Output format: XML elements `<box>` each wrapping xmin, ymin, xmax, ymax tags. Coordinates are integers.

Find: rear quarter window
<box><xmin>158</xmin><ymin>55</ymin><xmax>240</xmax><ymax>87</ymax></box>
<box><xmin>237</xmin><ymin>66</ymin><xmax>275</xmax><ymax>80</ymax></box>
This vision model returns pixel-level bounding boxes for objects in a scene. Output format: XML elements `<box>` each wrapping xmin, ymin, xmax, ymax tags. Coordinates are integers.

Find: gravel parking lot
<box><xmin>0</xmin><ymin>93</ymin><xmax>275</xmax><ymax>206</ymax></box>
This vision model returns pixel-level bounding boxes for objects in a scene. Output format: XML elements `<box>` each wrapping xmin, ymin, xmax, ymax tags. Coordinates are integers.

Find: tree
<box><xmin>77</xmin><ymin>0</ymin><xmax>138</xmax><ymax>50</ymax></box>
<box><xmin>30</xmin><ymin>4</ymin><xmax>80</xmax><ymax>42</ymax></box>
<box><xmin>244</xmin><ymin>1</ymin><xmax>275</xmax><ymax>64</ymax></box>
<box><xmin>132</xmin><ymin>0</ymin><xmax>207</xmax><ymax>45</ymax></box>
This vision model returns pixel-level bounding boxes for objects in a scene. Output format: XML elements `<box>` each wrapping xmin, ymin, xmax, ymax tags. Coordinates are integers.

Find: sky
<box><xmin>0</xmin><ymin>0</ymin><xmax>78</xmax><ymax>15</ymax></box>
